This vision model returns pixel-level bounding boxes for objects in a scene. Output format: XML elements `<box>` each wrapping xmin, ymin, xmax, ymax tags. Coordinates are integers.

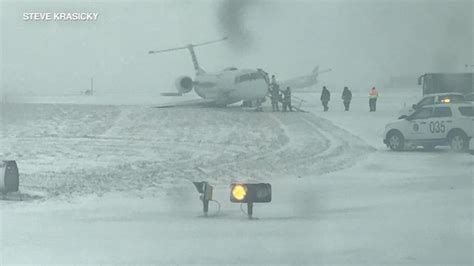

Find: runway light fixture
<box><xmin>0</xmin><ymin>160</ymin><xmax>21</xmax><ymax>200</ymax></box>
<box><xmin>193</xmin><ymin>181</ymin><xmax>214</xmax><ymax>216</ymax></box>
<box><xmin>230</xmin><ymin>183</ymin><xmax>271</xmax><ymax>219</ymax></box>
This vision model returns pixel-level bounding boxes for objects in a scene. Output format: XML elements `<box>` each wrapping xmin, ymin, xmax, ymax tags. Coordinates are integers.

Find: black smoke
<box><xmin>217</xmin><ymin>0</ymin><xmax>259</xmax><ymax>52</ymax></box>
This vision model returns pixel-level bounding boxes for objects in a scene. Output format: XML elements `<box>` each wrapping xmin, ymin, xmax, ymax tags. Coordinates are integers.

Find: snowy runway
<box><xmin>1</xmin><ymin>99</ymin><xmax>472</xmax><ymax>265</ymax></box>
<box><xmin>0</xmin><ymin>103</ymin><xmax>371</xmax><ymax>200</ymax></box>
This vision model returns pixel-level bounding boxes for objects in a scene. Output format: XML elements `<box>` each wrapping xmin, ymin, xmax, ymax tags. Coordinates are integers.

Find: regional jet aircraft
<box><xmin>279</xmin><ymin>66</ymin><xmax>332</xmax><ymax>91</ymax></box>
<box><xmin>149</xmin><ymin>38</ymin><xmax>330</xmax><ymax>108</ymax></box>
<box><xmin>149</xmin><ymin>37</ymin><xmax>269</xmax><ymax>107</ymax></box>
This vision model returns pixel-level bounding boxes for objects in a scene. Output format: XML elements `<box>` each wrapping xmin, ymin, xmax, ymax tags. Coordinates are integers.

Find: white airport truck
<box><xmin>418</xmin><ymin>72</ymin><xmax>473</xmax><ymax>96</ymax></box>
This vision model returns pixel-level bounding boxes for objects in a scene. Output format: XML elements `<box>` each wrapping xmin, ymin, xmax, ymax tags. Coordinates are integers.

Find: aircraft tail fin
<box><xmin>149</xmin><ymin>37</ymin><xmax>227</xmax><ymax>75</ymax></box>
<box><xmin>312</xmin><ymin>66</ymin><xmax>320</xmax><ymax>75</ymax></box>
<box><xmin>312</xmin><ymin>66</ymin><xmax>332</xmax><ymax>76</ymax></box>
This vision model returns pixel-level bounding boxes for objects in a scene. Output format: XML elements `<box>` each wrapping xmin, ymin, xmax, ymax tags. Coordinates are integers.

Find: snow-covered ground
<box><xmin>1</xmin><ymin>89</ymin><xmax>472</xmax><ymax>265</ymax></box>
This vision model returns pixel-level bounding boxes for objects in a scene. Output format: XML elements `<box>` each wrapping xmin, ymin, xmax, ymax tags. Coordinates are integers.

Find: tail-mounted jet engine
<box><xmin>175</xmin><ymin>76</ymin><xmax>193</xmax><ymax>94</ymax></box>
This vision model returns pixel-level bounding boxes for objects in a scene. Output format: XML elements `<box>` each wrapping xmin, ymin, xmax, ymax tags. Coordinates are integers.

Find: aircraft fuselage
<box><xmin>194</xmin><ymin>68</ymin><xmax>268</xmax><ymax>105</ymax></box>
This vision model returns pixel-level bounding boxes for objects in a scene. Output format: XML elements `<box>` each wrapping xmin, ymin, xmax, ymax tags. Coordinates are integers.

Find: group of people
<box><xmin>267</xmin><ymin>74</ymin><xmax>380</xmax><ymax>113</ymax></box>
<box><xmin>320</xmin><ymin>86</ymin><xmax>379</xmax><ymax>112</ymax></box>
<box><xmin>269</xmin><ymin>75</ymin><xmax>293</xmax><ymax>112</ymax></box>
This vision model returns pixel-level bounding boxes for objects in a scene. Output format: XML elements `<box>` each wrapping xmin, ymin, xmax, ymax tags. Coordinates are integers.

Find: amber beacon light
<box><xmin>230</xmin><ymin>183</ymin><xmax>271</xmax><ymax>219</ymax></box>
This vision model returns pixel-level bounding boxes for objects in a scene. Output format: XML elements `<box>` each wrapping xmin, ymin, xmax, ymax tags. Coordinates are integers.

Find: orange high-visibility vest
<box><xmin>369</xmin><ymin>88</ymin><xmax>379</xmax><ymax>98</ymax></box>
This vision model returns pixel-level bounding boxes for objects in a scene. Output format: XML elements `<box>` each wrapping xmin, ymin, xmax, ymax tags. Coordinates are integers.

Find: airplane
<box><xmin>279</xmin><ymin>66</ymin><xmax>332</xmax><ymax>91</ymax></box>
<box><xmin>149</xmin><ymin>37</ymin><xmax>269</xmax><ymax>107</ymax></box>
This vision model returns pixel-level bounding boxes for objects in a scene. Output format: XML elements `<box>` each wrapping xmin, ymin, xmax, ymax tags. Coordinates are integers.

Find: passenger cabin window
<box><xmin>459</xmin><ymin>106</ymin><xmax>474</xmax><ymax>117</ymax></box>
<box><xmin>411</xmin><ymin>107</ymin><xmax>432</xmax><ymax>120</ymax></box>
<box><xmin>432</xmin><ymin>107</ymin><xmax>452</xmax><ymax>117</ymax></box>
<box><xmin>235</xmin><ymin>72</ymin><xmax>263</xmax><ymax>84</ymax></box>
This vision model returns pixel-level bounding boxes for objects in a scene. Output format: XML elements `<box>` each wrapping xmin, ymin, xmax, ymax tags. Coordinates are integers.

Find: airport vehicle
<box><xmin>418</xmin><ymin>72</ymin><xmax>473</xmax><ymax>96</ymax></box>
<box><xmin>465</xmin><ymin>93</ymin><xmax>474</xmax><ymax>102</ymax></box>
<box><xmin>149</xmin><ymin>37</ymin><xmax>270</xmax><ymax>107</ymax></box>
<box><xmin>412</xmin><ymin>93</ymin><xmax>465</xmax><ymax>108</ymax></box>
<box><xmin>398</xmin><ymin>73</ymin><xmax>473</xmax><ymax>117</ymax></box>
<box><xmin>399</xmin><ymin>93</ymin><xmax>466</xmax><ymax>118</ymax></box>
<box><xmin>469</xmin><ymin>138</ymin><xmax>474</xmax><ymax>155</ymax></box>
<box><xmin>384</xmin><ymin>103</ymin><xmax>474</xmax><ymax>151</ymax></box>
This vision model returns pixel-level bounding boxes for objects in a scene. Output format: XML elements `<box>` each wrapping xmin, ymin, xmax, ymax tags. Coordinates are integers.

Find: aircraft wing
<box><xmin>279</xmin><ymin>78</ymin><xmax>316</xmax><ymax>91</ymax></box>
<box><xmin>279</xmin><ymin>67</ymin><xmax>332</xmax><ymax>91</ymax></box>
<box><xmin>153</xmin><ymin>98</ymin><xmax>216</xmax><ymax>108</ymax></box>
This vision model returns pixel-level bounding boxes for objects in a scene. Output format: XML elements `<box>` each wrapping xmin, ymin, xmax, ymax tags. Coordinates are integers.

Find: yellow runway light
<box><xmin>230</xmin><ymin>183</ymin><xmax>272</xmax><ymax>219</ymax></box>
<box><xmin>231</xmin><ymin>184</ymin><xmax>247</xmax><ymax>201</ymax></box>
<box><xmin>230</xmin><ymin>183</ymin><xmax>271</xmax><ymax>203</ymax></box>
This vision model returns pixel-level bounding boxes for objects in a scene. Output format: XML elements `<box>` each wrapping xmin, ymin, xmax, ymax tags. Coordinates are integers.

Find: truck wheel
<box><xmin>449</xmin><ymin>132</ymin><xmax>468</xmax><ymax>152</ymax></box>
<box><xmin>387</xmin><ymin>131</ymin><xmax>404</xmax><ymax>151</ymax></box>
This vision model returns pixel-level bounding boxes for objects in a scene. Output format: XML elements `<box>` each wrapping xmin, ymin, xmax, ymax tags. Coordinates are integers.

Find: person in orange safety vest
<box><xmin>369</xmin><ymin>87</ymin><xmax>379</xmax><ymax>112</ymax></box>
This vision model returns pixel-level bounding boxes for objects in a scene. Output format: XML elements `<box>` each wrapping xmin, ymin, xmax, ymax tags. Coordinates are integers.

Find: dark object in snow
<box><xmin>341</xmin><ymin>87</ymin><xmax>352</xmax><ymax>111</ymax></box>
<box><xmin>1</xmin><ymin>160</ymin><xmax>19</xmax><ymax>193</ymax></box>
<box><xmin>193</xmin><ymin>181</ymin><xmax>214</xmax><ymax>216</ymax></box>
<box><xmin>321</xmin><ymin>86</ymin><xmax>330</xmax><ymax>112</ymax></box>
<box><xmin>1</xmin><ymin>160</ymin><xmax>22</xmax><ymax>200</ymax></box>
<box><xmin>282</xmin><ymin>87</ymin><xmax>292</xmax><ymax>112</ymax></box>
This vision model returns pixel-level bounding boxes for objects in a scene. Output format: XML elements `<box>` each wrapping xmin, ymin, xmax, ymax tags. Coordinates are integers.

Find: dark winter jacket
<box><xmin>320</xmin><ymin>88</ymin><xmax>330</xmax><ymax>101</ymax></box>
<box><xmin>342</xmin><ymin>88</ymin><xmax>352</xmax><ymax>101</ymax></box>
<box><xmin>283</xmin><ymin>89</ymin><xmax>291</xmax><ymax>102</ymax></box>
<box><xmin>270</xmin><ymin>87</ymin><xmax>281</xmax><ymax>103</ymax></box>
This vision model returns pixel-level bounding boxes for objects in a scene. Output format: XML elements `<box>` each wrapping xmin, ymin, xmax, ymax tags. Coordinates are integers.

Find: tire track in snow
<box><xmin>193</xmin><ymin>112</ymin><xmax>374</xmax><ymax>183</ymax></box>
<box><xmin>2</xmin><ymin>105</ymin><xmax>374</xmax><ymax>200</ymax></box>
<box><xmin>224</xmin><ymin>112</ymin><xmax>374</xmax><ymax>180</ymax></box>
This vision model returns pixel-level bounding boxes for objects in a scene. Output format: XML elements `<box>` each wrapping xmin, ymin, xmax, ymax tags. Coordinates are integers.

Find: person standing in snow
<box><xmin>320</xmin><ymin>86</ymin><xmax>330</xmax><ymax>112</ymax></box>
<box><xmin>282</xmin><ymin>86</ymin><xmax>292</xmax><ymax>112</ymax></box>
<box><xmin>369</xmin><ymin>87</ymin><xmax>379</xmax><ymax>112</ymax></box>
<box><xmin>270</xmin><ymin>75</ymin><xmax>281</xmax><ymax>112</ymax></box>
<box><xmin>341</xmin><ymin>86</ymin><xmax>352</xmax><ymax>111</ymax></box>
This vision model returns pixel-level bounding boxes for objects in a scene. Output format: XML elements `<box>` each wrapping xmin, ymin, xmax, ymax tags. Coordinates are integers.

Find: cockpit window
<box><xmin>235</xmin><ymin>74</ymin><xmax>250</xmax><ymax>83</ymax></box>
<box><xmin>235</xmin><ymin>72</ymin><xmax>264</xmax><ymax>83</ymax></box>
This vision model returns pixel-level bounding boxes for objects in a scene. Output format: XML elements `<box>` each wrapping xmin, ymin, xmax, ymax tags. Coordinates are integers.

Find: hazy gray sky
<box><xmin>1</xmin><ymin>0</ymin><xmax>473</xmax><ymax>96</ymax></box>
